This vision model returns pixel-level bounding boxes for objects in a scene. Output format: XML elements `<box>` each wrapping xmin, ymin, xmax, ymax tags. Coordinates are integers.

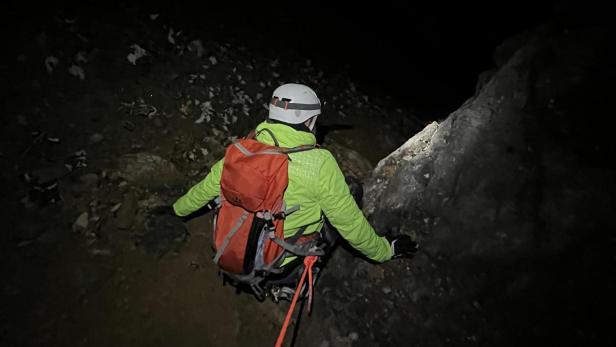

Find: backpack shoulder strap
<box><xmin>255</xmin><ymin>128</ymin><xmax>279</xmax><ymax>147</ymax></box>
<box><xmin>283</xmin><ymin>144</ymin><xmax>318</xmax><ymax>154</ymax></box>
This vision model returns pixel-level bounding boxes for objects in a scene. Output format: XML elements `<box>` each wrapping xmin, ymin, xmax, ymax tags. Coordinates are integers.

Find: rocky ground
<box><xmin>1</xmin><ymin>5</ymin><xmax>425</xmax><ymax>347</ymax></box>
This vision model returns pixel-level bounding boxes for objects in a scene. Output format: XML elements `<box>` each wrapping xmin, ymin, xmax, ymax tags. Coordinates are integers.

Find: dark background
<box><xmin>138</xmin><ymin>1</ymin><xmax>610</xmax><ymax>114</ymax></box>
<box><xmin>4</xmin><ymin>1</ymin><xmax>593</xmax><ymax>117</ymax></box>
<box><xmin>149</xmin><ymin>1</ymin><xmax>557</xmax><ymax>115</ymax></box>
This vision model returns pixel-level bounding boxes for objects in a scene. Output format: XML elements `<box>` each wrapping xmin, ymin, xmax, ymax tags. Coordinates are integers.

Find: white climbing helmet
<box><xmin>268</xmin><ymin>83</ymin><xmax>321</xmax><ymax>125</ymax></box>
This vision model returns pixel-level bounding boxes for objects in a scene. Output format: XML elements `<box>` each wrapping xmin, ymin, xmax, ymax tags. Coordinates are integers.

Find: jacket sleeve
<box><xmin>173</xmin><ymin>158</ymin><xmax>224</xmax><ymax>217</ymax></box>
<box><xmin>318</xmin><ymin>152</ymin><xmax>392</xmax><ymax>262</ymax></box>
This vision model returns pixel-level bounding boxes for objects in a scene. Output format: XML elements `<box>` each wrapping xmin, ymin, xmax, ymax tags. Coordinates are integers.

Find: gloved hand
<box><xmin>388</xmin><ymin>234</ymin><xmax>419</xmax><ymax>259</ymax></box>
<box><xmin>149</xmin><ymin>205</ymin><xmax>177</xmax><ymax>216</ymax></box>
<box><xmin>145</xmin><ymin>205</ymin><xmax>187</xmax><ymax>243</ymax></box>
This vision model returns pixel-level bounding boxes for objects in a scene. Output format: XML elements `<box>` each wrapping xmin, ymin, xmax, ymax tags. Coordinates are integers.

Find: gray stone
<box><xmin>116</xmin><ymin>152</ymin><xmax>183</xmax><ymax>188</ymax></box>
<box><xmin>114</xmin><ymin>192</ymin><xmax>137</xmax><ymax>230</ymax></box>
<box><xmin>88</xmin><ymin>133</ymin><xmax>104</xmax><ymax>144</ymax></box>
<box><xmin>72</xmin><ymin>212</ymin><xmax>89</xmax><ymax>233</ymax></box>
<box><xmin>202</xmin><ymin>136</ymin><xmax>226</xmax><ymax>159</ymax></box>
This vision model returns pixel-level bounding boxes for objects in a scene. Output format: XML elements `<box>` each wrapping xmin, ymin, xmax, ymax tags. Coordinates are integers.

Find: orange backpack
<box><xmin>212</xmin><ymin>131</ymin><xmax>324</xmax><ymax>288</ymax></box>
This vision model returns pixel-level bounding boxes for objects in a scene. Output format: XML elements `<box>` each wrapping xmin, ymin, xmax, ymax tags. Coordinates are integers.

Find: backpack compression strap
<box><xmin>213</xmin><ymin>211</ymin><xmax>250</xmax><ymax>265</ymax></box>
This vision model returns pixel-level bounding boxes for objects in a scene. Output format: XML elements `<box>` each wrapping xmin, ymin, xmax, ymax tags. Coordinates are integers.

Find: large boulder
<box><xmin>299</xmin><ymin>25</ymin><xmax>614</xmax><ymax>346</ymax></box>
<box><xmin>365</xmin><ymin>26</ymin><xmax>613</xmax><ymax>259</ymax></box>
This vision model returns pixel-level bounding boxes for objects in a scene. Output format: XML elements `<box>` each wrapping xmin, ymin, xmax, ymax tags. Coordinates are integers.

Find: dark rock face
<box><xmin>300</xmin><ymin>26</ymin><xmax>614</xmax><ymax>346</ymax></box>
<box><xmin>367</xmin><ymin>26</ymin><xmax>614</xmax><ymax>259</ymax></box>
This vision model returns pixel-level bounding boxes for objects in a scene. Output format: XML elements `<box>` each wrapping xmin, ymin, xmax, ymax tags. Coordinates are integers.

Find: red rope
<box><xmin>274</xmin><ymin>255</ymin><xmax>318</xmax><ymax>347</ymax></box>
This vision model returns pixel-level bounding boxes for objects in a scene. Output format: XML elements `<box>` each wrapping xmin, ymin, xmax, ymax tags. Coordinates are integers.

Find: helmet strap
<box><xmin>306</xmin><ymin>116</ymin><xmax>318</xmax><ymax>132</ymax></box>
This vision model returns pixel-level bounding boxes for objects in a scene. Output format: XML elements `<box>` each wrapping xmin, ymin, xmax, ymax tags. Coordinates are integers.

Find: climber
<box><xmin>169</xmin><ymin>83</ymin><xmax>418</xmax><ymax>299</ymax></box>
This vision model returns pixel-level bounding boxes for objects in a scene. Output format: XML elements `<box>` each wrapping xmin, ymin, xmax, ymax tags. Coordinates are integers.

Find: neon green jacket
<box><xmin>173</xmin><ymin>121</ymin><xmax>392</xmax><ymax>262</ymax></box>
